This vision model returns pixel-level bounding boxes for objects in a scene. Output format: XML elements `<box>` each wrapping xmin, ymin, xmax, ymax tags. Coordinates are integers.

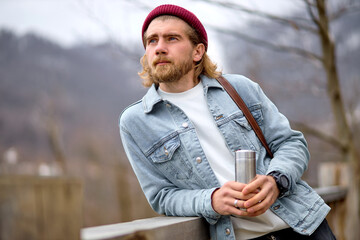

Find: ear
<box><xmin>193</xmin><ymin>43</ymin><xmax>205</xmax><ymax>62</ymax></box>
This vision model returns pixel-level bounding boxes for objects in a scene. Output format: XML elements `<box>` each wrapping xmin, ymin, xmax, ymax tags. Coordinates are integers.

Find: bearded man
<box><xmin>119</xmin><ymin>4</ymin><xmax>336</xmax><ymax>240</ymax></box>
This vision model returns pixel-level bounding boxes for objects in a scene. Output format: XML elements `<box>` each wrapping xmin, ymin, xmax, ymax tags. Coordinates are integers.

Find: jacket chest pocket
<box><xmin>228</xmin><ymin>105</ymin><xmax>263</xmax><ymax>151</ymax></box>
<box><xmin>234</xmin><ymin>104</ymin><xmax>263</xmax><ymax>129</ymax></box>
<box><xmin>149</xmin><ymin>134</ymin><xmax>193</xmax><ymax>180</ymax></box>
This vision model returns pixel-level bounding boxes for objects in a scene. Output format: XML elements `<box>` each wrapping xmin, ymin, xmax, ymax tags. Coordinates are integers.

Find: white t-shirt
<box><xmin>157</xmin><ymin>81</ymin><xmax>289</xmax><ymax>239</ymax></box>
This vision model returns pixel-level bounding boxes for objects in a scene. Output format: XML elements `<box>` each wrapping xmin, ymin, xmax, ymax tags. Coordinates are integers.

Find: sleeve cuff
<box><xmin>203</xmin><ymin>187</ymin><xmax>222</xmax><ymax>225</ymax></box>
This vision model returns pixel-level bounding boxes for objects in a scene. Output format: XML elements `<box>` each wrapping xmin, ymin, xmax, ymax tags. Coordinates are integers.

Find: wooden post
<box><xmin>318</xmin><ymin>162</ymin><xmax>350</xmax><ymax>240</ymax></box>
<box><xmin>0</xmin><ymin>176</ymin><xmax>83</xmax><ymax>240</ymax></box>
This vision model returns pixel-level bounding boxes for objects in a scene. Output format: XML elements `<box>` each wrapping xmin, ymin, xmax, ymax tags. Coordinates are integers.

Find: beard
<box><xmin>148</xmin><ymin>55</ymin><xmax>194</xmax><ymax>84</ymax></box>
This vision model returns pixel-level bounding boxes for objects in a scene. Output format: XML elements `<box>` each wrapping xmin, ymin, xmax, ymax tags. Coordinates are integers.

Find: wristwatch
<box><xmin>267</xmin><ymin>171</ymin><xmax>289</xmax><ymax>197</ymax></box>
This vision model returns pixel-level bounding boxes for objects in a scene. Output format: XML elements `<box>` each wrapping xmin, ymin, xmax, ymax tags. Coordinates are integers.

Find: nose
<box><xmin>155</xmin><ymin>39</ymin><xmax>167</xmax><ymax>55</ymax></box>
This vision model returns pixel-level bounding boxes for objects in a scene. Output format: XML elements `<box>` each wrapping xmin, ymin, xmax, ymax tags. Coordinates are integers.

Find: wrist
<box><xmin>267</xmin><ymin>171</ymin><xmax>289</xmax><ymax>198</ymax></box>
<box><xmin>210</xmin><ymin>188</ymin><xmax>220</xmax><ymax>213</ymax></box>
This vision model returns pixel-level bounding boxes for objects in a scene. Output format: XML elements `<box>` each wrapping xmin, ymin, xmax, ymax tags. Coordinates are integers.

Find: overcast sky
<box><xmin>0</xmin><ymin>0</ymin><xmax>300</xmax><ymax>44</ymax></box>
<box><xmin>0</xmin><ymin>0</ymin><xmax>298</xmax><ymax>69</ymax></box>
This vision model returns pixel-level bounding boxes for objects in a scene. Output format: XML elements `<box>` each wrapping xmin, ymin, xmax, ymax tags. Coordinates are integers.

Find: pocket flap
<box><xmin>234</xmin><ymin>117</ymin><xmax>252</xmax><ymax>130</ymax></box>
<box><xmin>150</xmin><ymin>135</ymin><xmax>181</xmax><ymax>163</ymax></box>
<box><xmin>233</xmin><ymin>104</ymin><xmax>263</xmax><ymax>131</ymax></box>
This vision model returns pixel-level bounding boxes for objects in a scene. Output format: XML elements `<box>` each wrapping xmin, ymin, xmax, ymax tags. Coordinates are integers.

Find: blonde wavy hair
<box><xmin>139</xmin><ymin>15</ymin><xmax>222</xmax><ymax>87</ymax></box>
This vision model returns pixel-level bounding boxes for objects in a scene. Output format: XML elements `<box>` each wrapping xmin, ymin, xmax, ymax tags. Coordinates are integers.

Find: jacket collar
<box><xmin>142</xmin><ymin>75</ymin><xmax>224</xmax><ymax>113</ymax></box>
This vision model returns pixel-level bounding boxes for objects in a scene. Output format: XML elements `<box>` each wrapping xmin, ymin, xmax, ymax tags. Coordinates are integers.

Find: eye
<box><xmin>147</xmin><ymin>38</ymin><xmax>157</xmax><ymax>45</ymax></box>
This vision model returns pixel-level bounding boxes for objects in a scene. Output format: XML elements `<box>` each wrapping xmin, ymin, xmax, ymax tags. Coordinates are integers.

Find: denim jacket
<box><xmin>119</xmin><ymin>74</ymin><xmax>330</xmax><ymax>240</ymax></box>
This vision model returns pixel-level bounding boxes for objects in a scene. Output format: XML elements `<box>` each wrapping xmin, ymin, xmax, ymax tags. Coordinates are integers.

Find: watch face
<box><xmin>279</xmin><ymin>175</ymin><xmax>289</xmax><ymax>188</ymax></box>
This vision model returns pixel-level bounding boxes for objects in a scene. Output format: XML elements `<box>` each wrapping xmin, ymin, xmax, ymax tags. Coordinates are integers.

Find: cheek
<box><xmin>145</xmin><ymin>50</ymin><xmax>154</xmax><ymax>64</ymax></box>
<box><xmin>146</xmin><ymin>46</ymin><xmax>155</xmax><ymax>56</ymax></box>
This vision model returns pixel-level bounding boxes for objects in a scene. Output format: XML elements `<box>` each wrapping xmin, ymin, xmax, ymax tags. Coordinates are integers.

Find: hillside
<box><xmin>0</xmin><ymin>30</ymin><xmax>146</xmax><ymax>163</ymax></box>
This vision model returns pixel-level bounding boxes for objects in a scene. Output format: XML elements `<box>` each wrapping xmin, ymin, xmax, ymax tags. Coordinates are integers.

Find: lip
<box><xmin>154</xmin><ymin>58</ymin><xmax>171</xmax><ymax>66</ymax></box>
<box><xmin>155</xmin><ymin>61</ymin><xmax>170</xmax><ymax>66</ymax></box>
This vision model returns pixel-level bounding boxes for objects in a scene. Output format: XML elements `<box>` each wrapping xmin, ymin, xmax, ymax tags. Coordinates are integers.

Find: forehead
<box><xmin>146</xmin><ymin>16</ymin><xmax>191</xmax><ymax>36</ymax></box>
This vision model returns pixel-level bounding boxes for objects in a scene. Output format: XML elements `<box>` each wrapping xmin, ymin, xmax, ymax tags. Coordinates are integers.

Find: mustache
<box><xmin>152</xmin><ymin>57</ymin><xmax>172</xmax><ymax>66</ymax></box>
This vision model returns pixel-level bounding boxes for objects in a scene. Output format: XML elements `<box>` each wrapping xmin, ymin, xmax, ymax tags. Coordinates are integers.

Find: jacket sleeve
<box><xmin>119</xmin><ymin>118</ymin><xmax>221</xmax><ymax>224</ymax></box>
<box><xmin>253</xmin><ymin>81</ymin><xmax>310</xmax><ymax>195</ymax></box>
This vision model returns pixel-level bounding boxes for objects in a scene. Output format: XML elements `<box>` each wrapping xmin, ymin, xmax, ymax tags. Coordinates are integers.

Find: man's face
<box><xmin>144</xmin><ymin>17</ymin><xmax>196</xmax><ymax>84</ymax></box>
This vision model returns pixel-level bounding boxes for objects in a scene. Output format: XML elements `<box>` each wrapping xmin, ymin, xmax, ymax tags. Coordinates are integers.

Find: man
<box><xmin>119</xmin><ymin>4</ymin><xmax>336</xmax><ymax>240</ymax></box>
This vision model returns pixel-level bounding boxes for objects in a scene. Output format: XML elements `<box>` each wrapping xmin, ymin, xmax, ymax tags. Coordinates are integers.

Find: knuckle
<box><xmin>227</xmin><ymin>204</ymin><xmax>233</xmax><ymax>211</ymax></box>
<box><xmin>224</xmin><ymin>181</ymin><xmax>232</xmax><ymax>187</ymax></box>
<box><xmin>222</xmin><ymin>191</ymin><xmax>230</xmax><ymax>198</ymax></box>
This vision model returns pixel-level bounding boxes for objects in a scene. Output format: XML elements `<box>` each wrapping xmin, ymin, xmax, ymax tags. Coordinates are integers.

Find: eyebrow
<box><xmin>145</xmin><ymin>33</ymin><xmax>183</xmax><ymax>42</ymax></box>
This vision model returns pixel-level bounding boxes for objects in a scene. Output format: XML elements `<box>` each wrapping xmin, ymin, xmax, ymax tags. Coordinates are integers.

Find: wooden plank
<box><xmin>81</xmin><ymin>216</ymin><xmax>209</xmax><ymax>240</ymax></box>
<box><xmin>314</xmin><ymin>186</ymin><xmax>348</xmax><ymax>203</ymax></box>
<box><xmin>82</xmin><ymin>186</ymin><xmax>349</xmax><ymax>240</ymax></box>
<box><xmin>0</xmin><ymin>176</ymin><xmax>82</xmax><ymax>240</ymax></box>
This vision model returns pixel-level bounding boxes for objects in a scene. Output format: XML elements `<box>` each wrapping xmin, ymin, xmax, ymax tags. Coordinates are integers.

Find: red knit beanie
<box><xmin>142</xmin><ymin>4</ymin><xmax>208</xmax><ymax>51</ymax></box>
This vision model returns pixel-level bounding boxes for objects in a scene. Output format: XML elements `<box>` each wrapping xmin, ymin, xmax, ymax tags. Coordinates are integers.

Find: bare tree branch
<box><xmin>208</xmin><ymin>25</ymin><xmax>323</xmax><ymax>62</ymax></box>
<box><xmin>292</xmin><ymin>121</ymin><xmax>348</xmax><ymax>152</ymax></box>
<box><xmin>303</xmin><ymin>0</ymin><xmax>317</xmax><ymax>8</ymax></box>
<box><xmin>77</xmin><ymin>0</ymin><xmax>142</xmax><ymax>60</ymax></box>
<box><xmin>328</xmin><ymin>0</ymin><xmax>360</xmax><ymax>21</ymax></box>
<box><xmin>197</xmin><ymin>0</ymin><xmax>318</xmax><ymax>34</ymax></box>
<box><xmin>304</xmin><ymin>0</ymin><xmax>322</xmax><ymax>30</ymax></box>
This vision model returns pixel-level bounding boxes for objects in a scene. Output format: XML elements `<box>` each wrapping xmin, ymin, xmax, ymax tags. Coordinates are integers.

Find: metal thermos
<box><xmin>235</xmin><ymin>150</ymin><xmax>256</xmax><ymax>183</ymax></box>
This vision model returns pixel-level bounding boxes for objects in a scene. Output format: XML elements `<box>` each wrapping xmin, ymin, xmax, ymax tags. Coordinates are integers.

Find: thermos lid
<box><xmin>235</xmin><ymin>150</ymin><xmax>255</xmax><ymax>159</ymax></box>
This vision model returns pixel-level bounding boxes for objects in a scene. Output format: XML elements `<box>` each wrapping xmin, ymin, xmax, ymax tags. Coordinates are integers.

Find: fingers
<box><xmin>240</xmin><ymin>175</ymin><xmax>279</xmax><ymax>216</ymax></box>
<box><xmin>234</xmin><ymin>196</ymin><xmax>271</xmax><ymax>217</ymax></box>
<box><xmin>211</xmin><ymin>181</ymin><xmax>251</xmax><ymax>215</ymax></box>
<box><xmin>242</xmin><ymin>175</ymin><xmax>264</xmax><ymax>195</ymax></box>
<box><xmin>223</xmin><ymin>181</ymin><xmax>258</xmax><ymax>201</ymax></box>
<box><xmin>225</xmin><ymin>181</ymin><xmax>246</xmax><ymax>192</ymax></box>
<box><xmin>211</xmin><ymin>177</ymin><xmax>279</xmax><ymax>217</ymax></box>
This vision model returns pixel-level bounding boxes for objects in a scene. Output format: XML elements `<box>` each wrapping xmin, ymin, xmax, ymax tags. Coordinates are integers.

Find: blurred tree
<box><xmin>45</xmin><ymin>102</ymin><xmax>67</xmax><ymax>174</ymax></box>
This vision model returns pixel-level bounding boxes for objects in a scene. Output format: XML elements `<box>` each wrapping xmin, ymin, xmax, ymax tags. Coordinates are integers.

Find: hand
<box><xmin>240</xmin><ymin>175</ymin><xmax>280</xmax><ymax>217</ymax></box>
<box><xmin>211</xmin><ymin>181</ymin><xmax>258</xmax><ymax>216</ymax></box>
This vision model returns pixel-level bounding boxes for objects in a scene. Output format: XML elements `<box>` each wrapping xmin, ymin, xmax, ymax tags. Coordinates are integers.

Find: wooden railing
<box><xmin>81</xmin><ymin>186</ymin><xmax>347</xmax><ymax>240</ymax></box>
<box><xmin>81</xmin><ymin>216</ymin><xmax>209</xmax><ymax>240</ymax></box>
<box><xmin>0</xmin><ymin>176</ymin><xmax>83</xmax><ymax>240</ymax></box>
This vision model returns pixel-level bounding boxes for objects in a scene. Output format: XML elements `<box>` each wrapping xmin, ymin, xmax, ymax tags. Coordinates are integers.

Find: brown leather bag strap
<box><xmin>216</xmin><ymin>76</ymin><xmax>274</xmax><ymax>158</ymax></box>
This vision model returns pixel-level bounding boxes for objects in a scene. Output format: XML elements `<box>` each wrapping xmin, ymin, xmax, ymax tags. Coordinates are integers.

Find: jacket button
<box><xmin>273</xmin><ymin>205</ymin><xmax>281</xmax><ymax>210</ymax></box>
<box><xmin>182</xmin><ymin>122</ymin><xmax>188</xmax><ymax>128</ymax></box>
<box><xmin>225</xmin><ymin>228</ymin><xmax>231</xmax><ymax>235</ymax></box>
<box><xmin>215</xmin><ymin>114</ymin><xmax>223</xmax><ymax>120</ymax></box>
<box><xmin>196</xmin><ymin>157</ymin><xmax>202</xmax><ymax>163</ymax></box>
